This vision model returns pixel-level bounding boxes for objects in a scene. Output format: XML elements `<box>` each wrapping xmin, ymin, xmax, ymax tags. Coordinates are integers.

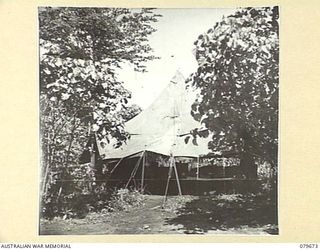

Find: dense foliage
<box><xmin>188</xmin><ymin>7</ymin><xmax>279</xmax><ymax>171</ymax></box>
<box><xmin>39</xmin><ymin>7</ymin><xmax>160</xmax><ymax>218</ymax></box>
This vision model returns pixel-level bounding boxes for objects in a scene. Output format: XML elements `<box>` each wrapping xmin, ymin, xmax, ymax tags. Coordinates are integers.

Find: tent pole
<box><xmin>110</xmin><ymin>157</ymin><xmax>124</xmax><ymax>174</ymax></box>
<box><xmin>141</xmin><ymin>151</ymin><xmax>146</xmax><ymax>194</ymax></box>
<box><xmin>162</xmin><ymin>156</ymin><xmax>173</xmax><ymax>207</ymax></box>
<box><xmin>223</xmin><ymin>157</ymin><xmax>226</xmax><ymax>192</ymax></box>
<box><xmin>173</xmin><ymin>157</ymin><xmax>182</xmax><ymax>196</ymax></box>
<box><xmin>223</xmin><ymin>157</ymin><xmax>226</xmax><ymax>178</ymax></box>
<box><xmin>196</xmin><ymin>156</ymin><xmax>200</xmax><ymax>180</ymax></box>
<box><xmin>125</xmin><ymin>151</ymin><xmax>144</xmax><ymax>189</ymax></box>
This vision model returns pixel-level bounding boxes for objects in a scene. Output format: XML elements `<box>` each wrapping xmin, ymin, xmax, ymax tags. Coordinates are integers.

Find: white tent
<box><xmin>96</xmin><ymin>70</ymin><xmax>211</xmax><ymax>160</ymax></box>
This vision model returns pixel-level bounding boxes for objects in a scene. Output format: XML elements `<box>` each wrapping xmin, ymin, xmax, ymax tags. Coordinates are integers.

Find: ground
<box><xmin>40</xmin><ymin>193</ymin><xmax>278</xmax><ymax>235</ymax></box>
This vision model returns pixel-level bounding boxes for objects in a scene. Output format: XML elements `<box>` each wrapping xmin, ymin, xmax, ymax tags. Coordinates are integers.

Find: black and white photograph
<box><xmin>39</xmin><ymin>7</ymin><xmax>279</xmax><ymax>235</ymax></box>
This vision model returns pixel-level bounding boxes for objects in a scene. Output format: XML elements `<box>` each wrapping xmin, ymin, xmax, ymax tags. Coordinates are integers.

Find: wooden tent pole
<box><xmin>162</xmin><ymin>156</ymin><xmax>173</xmax><ymax>206</ymax></box>
<box><xmin>196</xmin><ymin>156</ymin><xmax>200</xmax><ymax>180</ymax></box>
<box><xmin>222</xmin><ymin>157</ymin><xmax>226</xmax><ymax>192</ymax></box>
<box><xmin>173</xmin><ymin>157</ymin><xmax>182</xmax><ymax>196</ymax></box>
<box><xmin>110</xmin><ymin>157</ymin><xmax>124</xmax><ymax>174</ymax></box>
<box><xmin>141</xmin><ymin>151</ymin><xmax>146</xmax><ymax>194</ymax></box>
<box><xmin>223</xmin><ymin>157</ymin><xmax>226</xmax><ymax>178</ymax></box>
<box><xmin>125</xmin><ymin>151</ymin><xmax>144</xmax><ymax>189</ymax></box>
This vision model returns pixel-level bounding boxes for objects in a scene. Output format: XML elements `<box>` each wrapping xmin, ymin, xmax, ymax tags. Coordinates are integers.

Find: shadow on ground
<box><xmin>165</xmin><ymin>192</ymin><xmax>278</xmax><ymax>235</ymax></box>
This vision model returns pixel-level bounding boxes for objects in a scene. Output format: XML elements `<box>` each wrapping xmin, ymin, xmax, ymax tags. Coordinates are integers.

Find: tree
<box><xmin>39</xmin><ymin>7</ymin><xmax>160</xmax><ymax>139</ymax></box>
<box><xmin>118</xmin><ymin>104</ymin><xmax>142</xmax><ymax>122</ymax></box>
<box><xmin>187</xmin><ymin>7</ymin><xmax>279</xmax><ymax>172</ymax></box>
<box><xmin>39</xmin><ymin>7</ymin><xmax>161</xmax><ymax>217</ymax></box>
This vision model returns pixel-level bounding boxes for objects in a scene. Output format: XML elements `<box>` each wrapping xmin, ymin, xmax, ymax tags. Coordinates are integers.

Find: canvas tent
<box><xmin>88</xmin><ymin>71</ymin><xmax>258</xmax><ymax>195</ymax></box>
<box><xmin>91</xmin><ymin>70</ymin><xmax>214</xmax><ymax>194</ymax></box>
<box><xmin>96</xmin><ymin>70</ymin><xmax>211</xmax><ymax>160</ymax></box>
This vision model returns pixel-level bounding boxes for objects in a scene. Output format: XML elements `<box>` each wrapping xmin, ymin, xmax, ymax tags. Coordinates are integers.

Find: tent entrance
<box><xmin>105</xmin><ymin>151</ymin><xmax>183</xmax><ymax>196</ymax></box>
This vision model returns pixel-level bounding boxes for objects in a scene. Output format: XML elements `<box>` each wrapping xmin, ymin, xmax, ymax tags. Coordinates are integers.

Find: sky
<box><xmin>119</xmin><ymin>8</ymin><xmax>237</xmax><ymax>109</ymax></box>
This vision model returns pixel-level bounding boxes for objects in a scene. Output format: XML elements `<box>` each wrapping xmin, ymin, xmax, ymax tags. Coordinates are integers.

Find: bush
<box><xmin>41</xmin><ymin>163</ymin><xmax>113</xmax><ymax>220</ymax></box>
<box><xmin>41</xmin><ymin>167</ymin><xmax>144</xmax><ymax>219</ymax></box>
<box><xmin>106</xmin><ymin>188</ymin><xmax>145</xmax><ymax>212</ymax></box>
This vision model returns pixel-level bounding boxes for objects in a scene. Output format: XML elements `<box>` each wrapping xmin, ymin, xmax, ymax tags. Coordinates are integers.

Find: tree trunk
<box><xmin>239</xmin><ymin>128</ymin><xmax>258</xmax><ymax>179</ymax></box>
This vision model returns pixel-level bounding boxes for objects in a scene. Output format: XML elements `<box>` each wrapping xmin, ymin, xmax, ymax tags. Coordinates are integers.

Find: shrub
<box><xmin>106</xmin><ymin>188</ymin><xmax>145</xmax><ymax>212</ymax></box>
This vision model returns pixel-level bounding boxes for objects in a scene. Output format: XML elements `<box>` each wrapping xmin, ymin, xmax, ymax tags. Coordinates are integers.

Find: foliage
<box><xmin>107</xmin><ymin>188</ymin><xmax>145</xmax><ymax>212</ymax></box>
<box><xmin>39</xmin><ymin>7</ymin><xmax>160</xmax><ymax>141</ymax></box>
<box><xmin>39</xmin><ymin>7</ymin><xmax>160</xmax><ymax>217</ymax></box>
<box><xmin>118</xmin><ymin>104</ymin><xmax>142</xmax><ymax>122</ymax></box>
<box><xmin>41</xmin><ymin>163</ymin><xmax>110</xmax><ymax>219</ymax></box>
<box><xmin>41</xmin><ymin>183</ymin><xmax>145</xmax><ymax>219</ymax></box>
<box><xmin>187</xmin><ymin>7</ymin><xmax>279</xmax><ymax>169</ymax></box>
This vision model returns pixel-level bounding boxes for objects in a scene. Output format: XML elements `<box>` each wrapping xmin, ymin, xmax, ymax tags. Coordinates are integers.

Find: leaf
<box><xmin>192</xmin><ymin>137</ymin><xmax>198</xmax><ymax>146</ymax></box>
<box><xmin>184</xmin><ymin>136</ymin><xmax>191</xmax><ymax>144</ymax></box>
<box><xmin>198</xmin><ymin>129</ymin><xmax>209</xmax><ymax>138</ymax></box>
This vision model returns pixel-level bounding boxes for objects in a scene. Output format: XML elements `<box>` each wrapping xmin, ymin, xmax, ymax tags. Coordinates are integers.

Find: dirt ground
<box><xmin>39</xmin><ymin>193</ymin><xmax>278</xmax><ymax>235</ymax></box>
